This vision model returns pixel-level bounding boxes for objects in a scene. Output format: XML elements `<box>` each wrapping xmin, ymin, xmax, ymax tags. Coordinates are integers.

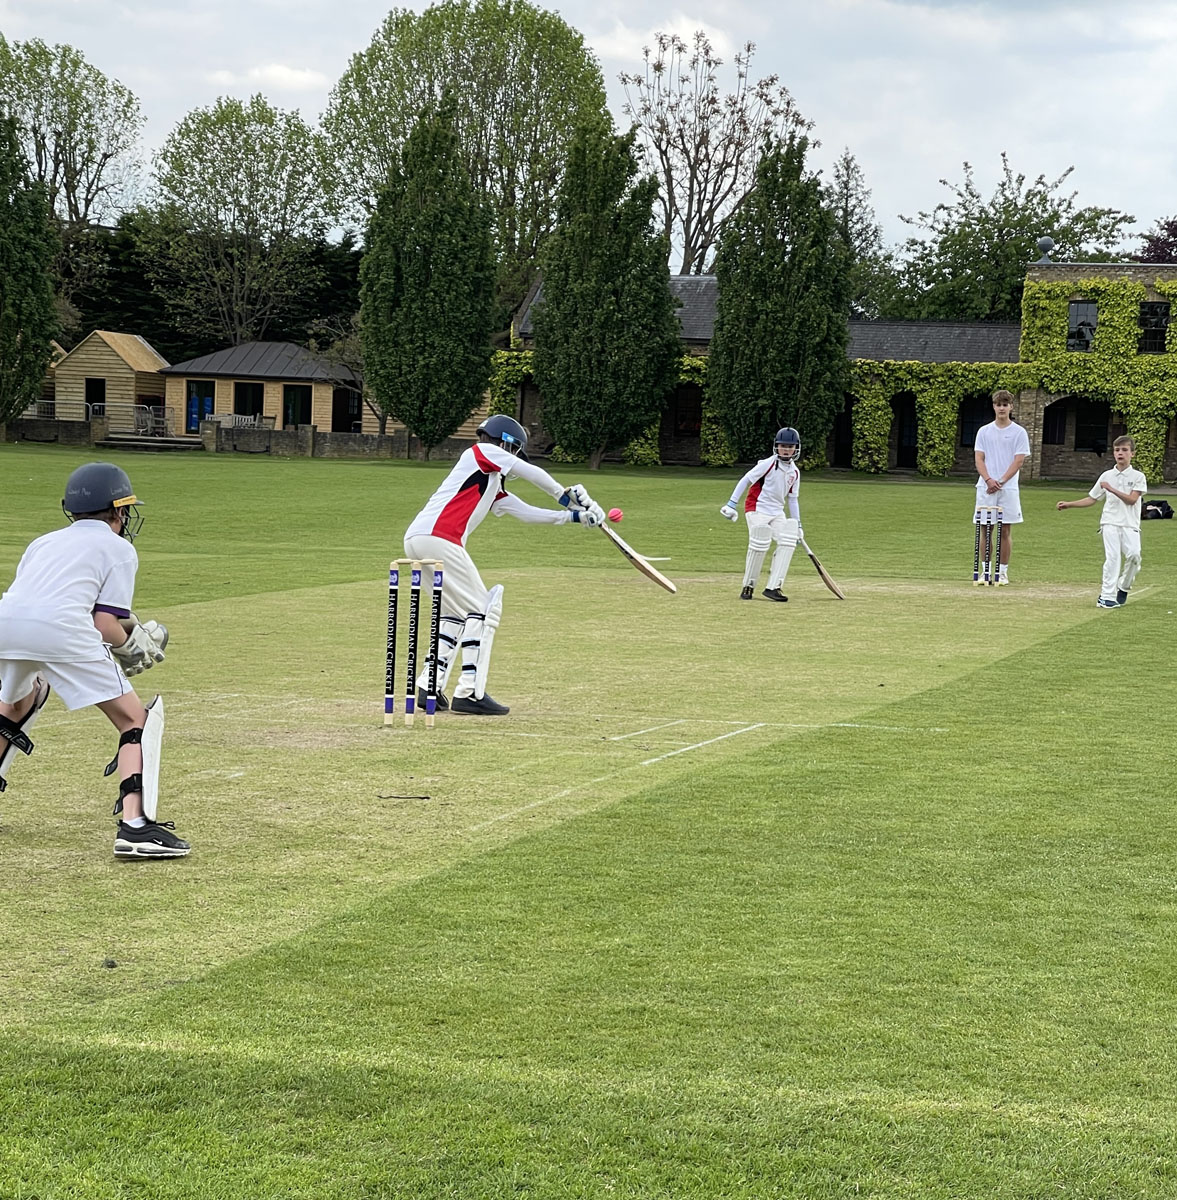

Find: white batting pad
<box><xmin>140</xmin><ymin>694</ymin><xmax>164</xmax><ymax>821</ymax></box>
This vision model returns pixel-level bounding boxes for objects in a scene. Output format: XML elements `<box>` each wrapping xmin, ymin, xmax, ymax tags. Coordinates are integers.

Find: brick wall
<box><xmin>5</xmin><ymin>418</ymin><xmax>95</xmax><ymax>445</ymax></box>
<box><xmin>1025</xmin><ymin>262</ymin><xmax>1177</xmax><ymax>299</ymax></box>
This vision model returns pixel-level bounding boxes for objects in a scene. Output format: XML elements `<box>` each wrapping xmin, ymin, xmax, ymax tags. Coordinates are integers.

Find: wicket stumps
<box><xmin>972</xmin><ymin>506</ymin><xmax>1004</xmax><ymax>586</ymax></box>
<box><xmin>385</xmin><ymin>559</ymin><xmax>444</xmax><ymax>728</ymax></box>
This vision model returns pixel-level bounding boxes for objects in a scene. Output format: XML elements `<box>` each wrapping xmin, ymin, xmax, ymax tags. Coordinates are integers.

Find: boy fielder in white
<box><xmin>973</xmin><ymin>390</ymin><xmax>1030</xmax><ymax>585</ymax></box>
<box><xmin>720</xmin><ymin>427</ymin><xmax>802</xmax><ymax>602</ymax></box>
<box><xmin>1056</xmin><ymin>435</ymin><xmax>1147</xmax><ymax>608</ymax></box>
<box><xmin>403</xmin><ymin>414</ymin><xmax>605</xmax><ymax>715</ymax></box>
<box><xmin>0</xmin><ymin>462</ymin><xmax>189</xmax><ymax>858</ymax></box>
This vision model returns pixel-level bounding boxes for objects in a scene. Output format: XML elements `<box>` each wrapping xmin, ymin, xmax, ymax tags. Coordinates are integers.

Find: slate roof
<box><xmin>516</xmin><ymin>275</ymin><xmax>719</xmax><ymax>344</ymax></box>
<box><xmin>162</xmin><ymin>341</ymin><xmax>359</xmax><ymax>384</ymax></box>
<box><xmin>515</xmin><ymin>276</ymin><xmax>1023</xmax><ymax>364</ymax></box>
<box><xmin>848</xmin><ymin>320</ymin><xmax>1022</xmax><ymax>364</ymax></box>
<box><xmin>668</xmin><ymin>275</ymin><xmax>717</xmax><ymax>342</ymax></box>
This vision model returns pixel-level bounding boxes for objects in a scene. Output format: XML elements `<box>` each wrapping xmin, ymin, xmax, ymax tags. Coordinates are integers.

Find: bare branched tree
<box><xmin>620</xmin><ymin>31</ymin><xmax>810</xmax><ymax>274</ymax></box>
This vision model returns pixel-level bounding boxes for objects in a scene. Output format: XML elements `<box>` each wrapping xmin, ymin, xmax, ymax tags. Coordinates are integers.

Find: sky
<box><xmin>2</xmin><ymin>0</ymin><xmax>1174</xmax><ymax>251</ymax></box>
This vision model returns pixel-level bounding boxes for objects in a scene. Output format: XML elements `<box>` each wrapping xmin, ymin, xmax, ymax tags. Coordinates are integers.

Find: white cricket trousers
<box><xmin>1100</xmin><ymin>525</ymin><xmax>1141</xmax><ymax>600</ymax></box>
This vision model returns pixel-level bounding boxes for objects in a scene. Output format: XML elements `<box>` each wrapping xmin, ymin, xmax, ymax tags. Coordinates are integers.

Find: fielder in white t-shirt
<box><xmin>0</xmin><ymin>462</ymin><xmax>189</xmax><ymax>858</ymax></box>
<box><xmin>1056</xmin><ymin>435</ymin><xmax>1148</xmax><ymax>608</ymax></box>
<box><xmin>973</xmin><ymin>390</ymin><xmax>1031</xmax><ymax>585</ymax></box>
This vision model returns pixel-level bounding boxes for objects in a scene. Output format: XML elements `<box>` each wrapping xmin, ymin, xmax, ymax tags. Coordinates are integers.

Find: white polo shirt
<box><xmin>0</xmin><ymin>520</ymin><xmax>137</xmax><ymax>660</ymax></box>
<box><xmin>1090</xmin><ymin>466</ymin><xmax>1148</xmax><ymax>529</ymax></box>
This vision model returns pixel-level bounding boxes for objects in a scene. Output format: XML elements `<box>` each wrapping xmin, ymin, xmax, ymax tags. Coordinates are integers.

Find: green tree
<box><xmin>531</xmin><ymin>120</ymin><xmax>681</xmax><ymax>470</ymax></box>
<box><xmin>708</xmin><ymin>134</ymin><xmax>850</xmax><ymax>463</ymax></box>
<box><xmin>0</xmin><ymin>35</ymin><xmax>144</xmax><ymax>336</ymax></box>
<box><xmin>0</xmin><ymin>115</ymin><xmax>59</xmax><ymax>422</ymax></box>
<box><xmin>827</xmin><ymin>148</ymin><xmax>895</xmax><ymax>320</ymax></box>
<box><xmin>882</xmin><ymin>154</ymin><xmax>1134</xmax><ymax>321</ymax></box>
<box><xmin>145</xmin><ymin>95</ymin><xmax>331</xmax><ymax>346</ymax></box>
<box><xmin>360</xmin><ymin>99</ymin><xmax>495</xmax><ymax>456</ymax></box>
<box><xmin>620</xmin><ymin>31</ymin><xmax>810</xmax><ymax>274</ymax></box>
<box><xmin>0</xmin><ymin>35</ymin><xmax>143</xmax><ymax>227</ymax></box>
<box><xmin>323</xmin><ymin>0</ymin><xmax>608</xmax><ymax>320</ymax></box>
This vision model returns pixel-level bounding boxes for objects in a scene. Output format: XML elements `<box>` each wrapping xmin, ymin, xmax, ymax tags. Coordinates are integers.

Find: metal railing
<box><xmin>20</xmin><ymin>399</ymin><xmax>172</xmax><ymax>436</ymax></box>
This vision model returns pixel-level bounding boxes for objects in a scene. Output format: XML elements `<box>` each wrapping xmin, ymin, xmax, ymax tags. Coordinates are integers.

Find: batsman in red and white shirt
<box><xmin>719</xmin><ymin>427</ymin><xmax>803</xmax><ymax>602</ymax></box>
<box><xmin>403</xmin><ymin>414</ymin><xmax>605</xmax><ymax>715</ymax></box>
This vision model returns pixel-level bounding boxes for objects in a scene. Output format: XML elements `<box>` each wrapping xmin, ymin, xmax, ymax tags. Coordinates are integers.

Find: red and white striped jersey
<box><xmin>405</xmin><ymin>443</ymin><xmax>568</xmax><ymax>547</ymax></box>
<box><xmin>731</xmin><ymin>455</ymin><xmax>800</xmax><ymax>517</ymax></box>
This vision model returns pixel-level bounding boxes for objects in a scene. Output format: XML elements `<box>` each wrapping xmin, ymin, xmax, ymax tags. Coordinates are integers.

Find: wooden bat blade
<box><xmin>800</xmin><ymin>538</ymin><xmax>845</xmax><ymax>599</ymax></box>
<box><xmin>599</xmin><ymin>524</ymin><xmax>677</xmax><ymax>593</ymax></box>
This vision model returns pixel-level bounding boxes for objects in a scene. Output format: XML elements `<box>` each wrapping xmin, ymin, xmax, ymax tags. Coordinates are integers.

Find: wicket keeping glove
<box><xmin>112</xmin><ymin>619</ymin><xmax>168</xmax><ymax>676</ymax></box>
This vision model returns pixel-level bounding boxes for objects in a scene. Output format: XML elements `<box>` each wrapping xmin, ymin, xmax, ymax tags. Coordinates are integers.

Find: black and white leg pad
<box><xmin>103</xmin><ymin>695</ymin><xmax>164</xmax><ymax>819</ymax></box>
<box><xmin>458</xmin><ymin>585</ymin><xmax>504</xmax><ymax>701</ymax></box>
<box><xmin>418</xmin><ymin>615</ymin><xmax>463</xmax><ymax>696</ymax></box>
<box><xmin>0</xmin><ymin>676</ymin><xmax>51</xmax><ymax>794</ymax></box>
<box><xmin>474</xmin><ymin>584</ymin><xmax>503</xmax><ymax>700</ymax></box>
<box><xmin>458</xmin><ymin>609</ymin><xmax>487</xmax><ymax>698</ymax></box>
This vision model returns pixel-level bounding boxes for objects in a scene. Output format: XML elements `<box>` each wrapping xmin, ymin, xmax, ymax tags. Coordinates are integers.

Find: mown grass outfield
<box><xmin>1</xmin><ymin>441</ymin><xmax>1176</xmax><ymax>1199</ymax></box>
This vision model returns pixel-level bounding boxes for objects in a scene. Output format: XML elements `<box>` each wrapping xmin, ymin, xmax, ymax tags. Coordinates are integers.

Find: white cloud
<box><xmin>205</xmin><ymin>63</ymin><xmax>328</xmax><ymax>93</ymax></box>
<box><xmin>589</xmin><ymin>17</ymin><xmax>738</xmax><ymax>70</ymax></box>
<box><xmin>6</xmin><ymin>0</ymin><xmax>1176</xmax><ymax>247</ymax></box>
<box><xmin>245</xmin><ymin>64</ymin><xmax>329</xmax><ymax>92</ymax></box>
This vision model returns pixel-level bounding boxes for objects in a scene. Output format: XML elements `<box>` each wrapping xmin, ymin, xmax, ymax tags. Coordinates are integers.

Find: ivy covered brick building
<box><xmin>507</xmin><ymin>261</ymin><xmax>1177</xmax><ymax>482</ymax></box>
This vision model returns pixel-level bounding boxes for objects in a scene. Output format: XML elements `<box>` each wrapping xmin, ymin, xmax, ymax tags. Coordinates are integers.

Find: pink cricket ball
<box><xmin>608</xmin><ymin>507</ymin><xmax>623</xmax><ymax>523</ymax></box>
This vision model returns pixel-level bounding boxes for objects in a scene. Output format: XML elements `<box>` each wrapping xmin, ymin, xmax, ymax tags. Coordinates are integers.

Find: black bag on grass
<box><xmin>1142</xmin><ymin>498</ymin><xmax>1174</xmax><ymax>519</ymax></box>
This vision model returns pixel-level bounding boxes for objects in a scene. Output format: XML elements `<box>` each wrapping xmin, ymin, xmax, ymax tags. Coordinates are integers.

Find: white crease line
<box><xmin>641</xmin><ymin>724</ymin><xmax>766</xmax><ymax>766</ymax></box>
<box><xmin>609</xmin><ymin>720</ymin><xmax>685</xmax><ymax>741</ymax></box>
<box><xmin>827</xmin><ymin>722</ymin><xmax>948</xmax><ymax>733</ymax></box>
<box><xmin>463</xmin><ymin>718</ymin><xmax>945</xmax><ymax>835</ymax></box>
<box><xmin>467</xmin><ymin>788</ymin><xmax>574</xmax><ymax>832</ymax></box>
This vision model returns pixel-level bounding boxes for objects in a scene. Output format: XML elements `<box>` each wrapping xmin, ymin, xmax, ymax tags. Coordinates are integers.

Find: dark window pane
<box><xmin>234</xmin><ymin>381</ymin><xmax>264</xmax><ymax>416</ymax></box>
<box><xmin>1075</xmin><ymin>398</ymin><xmax>1108</xmax><ymax>454</ymax></box>
<box><xmin>1067</xmin><ymin>301</ymin><xmax>1097</xmax><ymax>352</ymax></box>
<box><xmin>1042</xmin><ymin>401</ymin><xmax>1067</xmax><ymax>445</ymax></box>
<box><xmin>1138</xmin><ymin>301</ymin><xmax>1169</xmax><ymax>353</ymax></box>
<box><xmin>283</xmin><ymin>384</ymin><xmax>312</xmax><ymax>427</ymax></box>
<box><xmin>958</xmin><ymin>395</ymin><xmax>991</xmax><ymax>448</ymax></box>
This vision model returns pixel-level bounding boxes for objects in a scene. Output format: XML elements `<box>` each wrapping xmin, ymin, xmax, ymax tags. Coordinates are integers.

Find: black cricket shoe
<box><xmin>1116</xmin><ymin>588</ymin><xmax>1129</xmax><ymax>606</ymax></box>
<box><xmin>762</xmin><ymin>588</ymin><xmax>789</xmax><ymax>602</ymax></box>
<box><xmin>114</xmin><ymin>819</ymin><xmax>191</xmax><ymax>859</ymax></box>
<box><xmin>450</xmin><ymin>693</ymin><xmax>510</xmax><ymax>716</ymax></box>
<box><xmin>739</xmin><ymin>585</ymin><xmax>754</xmax><ymax>600</ymax></box>
<box><xmin>417</xmin><ymin>689</ymin><xmax>449</xmax><ymax>711</ymax></box>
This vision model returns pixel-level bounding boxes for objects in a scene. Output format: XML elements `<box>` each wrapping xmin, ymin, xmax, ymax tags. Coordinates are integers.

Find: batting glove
<box><xmin>562</xmin><ymin>483</ymin><xmax>597</xmax><ymax>512</ymax></box>
<box><xmin>720</xmin><ymin>504</ymin><xmax>739</xmax><ymax>522</ymax></box>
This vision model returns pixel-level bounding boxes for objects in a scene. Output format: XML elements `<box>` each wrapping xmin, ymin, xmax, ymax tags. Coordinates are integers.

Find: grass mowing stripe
<box><xmin>4</xmin><ymin>608</ymin><xmax>1177</xmax><ymax>1196</ymax></box>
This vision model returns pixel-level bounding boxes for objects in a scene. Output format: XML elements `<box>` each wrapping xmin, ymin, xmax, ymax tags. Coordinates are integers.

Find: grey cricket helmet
<box><xmin>62</xmin><ymin>461</ymin><xmax>144</xmax><ymax>541</ymax></box>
